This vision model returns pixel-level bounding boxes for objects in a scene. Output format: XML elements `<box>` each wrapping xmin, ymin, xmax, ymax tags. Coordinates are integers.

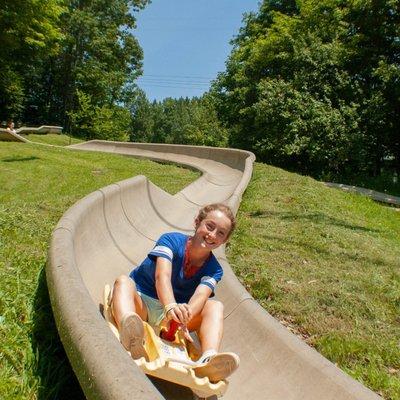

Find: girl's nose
<box><xmin>208</xmin><ymin>229</ymin><xmax>217</xmax><ymax>239</ymax></box>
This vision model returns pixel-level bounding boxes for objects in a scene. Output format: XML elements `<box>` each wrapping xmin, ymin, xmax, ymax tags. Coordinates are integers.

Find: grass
<box><xmin>226</xmin><ymin>163</ymin><xmax>400</xmax><ymax>400</ymax></box>
<box><xmin>0</xmin><ymin>140</ymin><xmax>199</xmax><ymax>400</ymax></box>
<box><xmin>22</xmin><ymin>134</ymin><xmax>82</xmax><ymax>146</ymax></box>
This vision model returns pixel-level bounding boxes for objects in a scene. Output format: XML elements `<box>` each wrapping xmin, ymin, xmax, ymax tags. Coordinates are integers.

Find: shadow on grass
<box><xmin>249</xmin><ymin>210</ymin><xmax>380</xmax><ymax>233</ymax></box>
<box><xmin>1</xmin><ymin>156</ymin><xmax>40</xmax><ymax>162</ymax></box>
<box><xmin>31</xmin><ymin>268</ymin><xmax>85</xmax><ymax>400</ymax></box>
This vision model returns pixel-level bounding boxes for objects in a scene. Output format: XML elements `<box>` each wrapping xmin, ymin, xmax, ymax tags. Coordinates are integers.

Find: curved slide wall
<box><xmin>0</xmin><ymin>128</ymin><xmax>29</xmax><ymax>142</ymax></box>
<box><xmin>0</xmin><ymin>126</ymin><xmax>62</xmax><ymax>142</ymax></box>
<box><xmin>47</xmin><ymin>140</ymin><xmax>381</xmax><ymax>400</ymax></box>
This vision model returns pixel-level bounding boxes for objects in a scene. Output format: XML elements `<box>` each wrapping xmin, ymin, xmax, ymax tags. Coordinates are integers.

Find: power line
<box><xmin>138</xmin><ymin>80</ymin><xmax>210</xmax><ymax>88</ymax></box>
<box><xmin>137</xmin><ymin>77</ymin><xmax>211</xmax><ymax>87</ymax></box>
<box><xmin>140</xmin><ymin>73</ymin><xmax>215</xmax><ymax>80</ymax></box>
<box><xmin>136</xmin><ymin>74</ymin><xmax>215</xmax><ymax>91</ymax></box>
<box><xmin>137</xmin><ymin>83</ymin><xmax>209</xmax><ymax>90</ymax></box>
<box><xmin>138</xmin><ymin>78</ymin><xmax>211</xmax><ymax>84</ymax></box>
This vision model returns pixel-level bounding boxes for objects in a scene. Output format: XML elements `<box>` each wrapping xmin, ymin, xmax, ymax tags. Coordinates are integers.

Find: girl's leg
<box><xmin>188</xmin><ymin>299</ymin><xmax>240</xmax><ymax>382</ymax></box>
<box><xmin>111</xmin><ymin>274</ymin><xmax>148</xmax><ymax>328</ymax></box>
<box><xmin>187</xmin><ymin>299</ymin><xmax>224</xmax><ymax>352</ymax></box>
<box><xmin>111</xmin><ymin>275</ymin><xmax>148</xmax><ymax>360</ymax></box>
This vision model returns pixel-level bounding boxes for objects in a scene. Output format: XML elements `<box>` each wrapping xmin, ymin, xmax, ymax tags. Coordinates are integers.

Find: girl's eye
<box><xmin>218</xmin><ymin>231</ymin><xmax>225</xmax><ymax>237</ymax></box>
<box><xmin>206</xmin><ymin>223</ymin><xmax>214</xmax><ymax>230</ymax></box>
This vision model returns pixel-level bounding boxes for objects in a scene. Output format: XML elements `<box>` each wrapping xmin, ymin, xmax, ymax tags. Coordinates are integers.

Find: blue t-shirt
<box><xmin>130</xmin><ymin>232</ymin><xmax>223</xmax><ymax>303</ymax></box>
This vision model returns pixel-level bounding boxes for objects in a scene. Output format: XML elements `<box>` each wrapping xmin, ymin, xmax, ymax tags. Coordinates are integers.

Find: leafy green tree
<box><xmin>0</xmin><ymin>0</ymin><xmax>64</xmax><ymax>121</ymax></box>
<box><xmin>129</xmin><ymin>89</ymin><xmax>155</xmax><ymax>142</ymax></box>
<box><xmin>213</xmin><ymin>0</ymin><xmax>400</xmax><ymax>178</ymax></box>
<box><xmin>130</xmin><ymin>94</ymin><xmax>228</xmax><ymax>147</ymax></box>
<box><xmin>344</xmin><ymin>0</ymin><xmax>400</xmax><ymax>175</ymax></box>
<box><xmin>69</xmin><ymin>90</ymin><xmax>130</xmax><ymax>141</ymax></box>
<box><xmin>23</xmin><ymin>0</ymin><xmax>148</xmax><ymax>133</ymax></box>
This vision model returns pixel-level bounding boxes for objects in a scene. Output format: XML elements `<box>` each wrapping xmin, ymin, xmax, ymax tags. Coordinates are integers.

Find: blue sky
<box><xmin>133</xmin><ymin>0</ymin><xmax>260</xmax><ymax>101</ymax></box>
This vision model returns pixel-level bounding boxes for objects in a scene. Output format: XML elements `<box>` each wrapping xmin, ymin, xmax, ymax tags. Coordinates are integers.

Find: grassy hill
<box><xmin>21</xmin><ymin>133</ymin><xmax>83</xmax><ymax>146</ymax></box>
<box><xmin>0</xmin><ymin>138</ymin><xmax>399</xmax><ymax>399</ymax></box>
<box><xmin>227</xmin><ymin>163</ymin><xmax>400</xmax><ymax>399</ymax></box>
<box><xmin>0</xmin><ymin>140</ymin><xmax>199</xmax><ymax>400</ymax></box>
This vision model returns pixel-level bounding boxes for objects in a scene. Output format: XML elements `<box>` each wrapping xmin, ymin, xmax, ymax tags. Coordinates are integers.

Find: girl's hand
<box><xmin>167</xmin><ymin>303</ymin><xmax>192</xmax><ymax>324</ymax></box>
<box><xmin>162</xmin><ymin>320</ymin><xmax>194</xmax><ymax>343</ymax></box>
<box><xmin>181</xmin><ymin>325</ymin><xmax>194</xmax><ymax>343</ymax></box>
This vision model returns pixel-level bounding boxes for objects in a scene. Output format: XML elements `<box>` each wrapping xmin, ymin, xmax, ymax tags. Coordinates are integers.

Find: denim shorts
<box><xmin>138</xmin><ymin>292</ymin><xmax>165</xmax><ymax>327</ymax></box>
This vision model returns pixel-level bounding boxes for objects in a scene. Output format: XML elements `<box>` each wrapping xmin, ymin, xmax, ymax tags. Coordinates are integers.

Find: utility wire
<box><xmin>138</xmin><ymin>83</ymin><xmax>209</xmax><ymax>89</ymax></box>
<box><xmin>136</xmin><ymin>74</ymin><xmax>215</xmax><ymax>90</ymax></box>
<box><xmin>139</xmin><ymin>73</ymin><xmax>215</xmax><ymax>80</ymax></box>
<box><xmin>138</xmin><ymin>78</ymin><xmax>211</xmax><ymax>84</ymax></box>
<box><xmin>138</xmin><ymin>82</ymin><xmax>210</xmax><ymax>88</ymax></box>
<box><xmin>137</xmin><ymin>77</ymin><xmax>211</xmax><ymax>88</ymax></box>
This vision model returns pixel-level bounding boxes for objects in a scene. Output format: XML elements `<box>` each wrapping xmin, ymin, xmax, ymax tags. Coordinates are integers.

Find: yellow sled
<box><xmin>103</xmin><ymin>285</ymin><xmax>228</xmax><ymax>398</ymax></box>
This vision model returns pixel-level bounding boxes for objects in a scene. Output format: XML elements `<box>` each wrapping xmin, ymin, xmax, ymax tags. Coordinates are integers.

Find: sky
<box><xmin>133</xmin><ymin>0</ymin><xmax>260</xmax><ymax>101</ymax></box>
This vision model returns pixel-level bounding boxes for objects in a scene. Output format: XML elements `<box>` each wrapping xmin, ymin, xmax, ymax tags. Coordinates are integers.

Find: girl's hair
<box><xmin>196</xmin><ymin>203</ymin><xmax>236</xmax><ymax>237</ymax></box>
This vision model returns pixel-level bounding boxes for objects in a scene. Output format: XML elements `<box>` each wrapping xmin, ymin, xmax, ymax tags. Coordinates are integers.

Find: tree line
<box><xmin>1</xmin><ymin>0</ymin><xmax>399</xmax><ymax>182</ymax></box>
<box><xmin>0</xmin><ymin>0</ymin><xmax>148</xmax><ymax>141</ymax></box>
<box><xmin>129</xmin><ymin>91</ymin><xmax>228</xmax><ymax>147</ymax></box>
<box><xmin>212</xmin><ymin>0</ymin><xmax>399</xmax><ymax>180</ymax></box>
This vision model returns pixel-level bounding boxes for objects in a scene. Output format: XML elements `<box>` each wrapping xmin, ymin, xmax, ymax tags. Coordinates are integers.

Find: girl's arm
<box><xmin>155</xmin><ymin>257</ymin><xmax>175</xmax><ymax>305</ymax></box>
<box><xmin>188</xmin><ymin>284</ymin><xmax>213</xmax><ymax>317</ymax></box>
<box><xmin>155</xmin><ymin>257</ymin><xmax>191</xmax><ymax>324</ymax></box>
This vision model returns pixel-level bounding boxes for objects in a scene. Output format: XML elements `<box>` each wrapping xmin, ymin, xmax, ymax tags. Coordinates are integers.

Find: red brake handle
<box><xmin>161</xmin><ymin>320</ymin><xmax>180</xmax><ymax>341</ymax></box>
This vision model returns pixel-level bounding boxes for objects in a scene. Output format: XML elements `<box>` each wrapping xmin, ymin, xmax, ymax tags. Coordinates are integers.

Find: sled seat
<box><xmin>103</xmin><ymin>284</ymin><xmax>228</xmax><ymax>398</ymax></box>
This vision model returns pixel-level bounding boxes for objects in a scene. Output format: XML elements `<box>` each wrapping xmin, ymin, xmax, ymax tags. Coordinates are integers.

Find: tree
<box><xmin>69</xmin><ymin>90</ymin><xmax>130</xmax><ymax>141</ymax></box>
<box><xmin>129</xmin><ymin>89</ymin><xmax>155</xmax><ymax>142</ymax></box>
<box><xmin>130</xmin><ymin>94</ymin><xmax>228</xmax><ymax>147</ymax></box>
<box><xmin>0</xmin><ymin>0</ymin><xmax>64</xmax><ymax>121</ymax></box>
<box><xmin>23</xmin><ymin>0</ymin><xmax>148</xmax><ymax>134</ymax></box>
<box><xmin>213</xmin><ymin>0</ymin><xmax>400</xmax><ymax>178</ymax></box>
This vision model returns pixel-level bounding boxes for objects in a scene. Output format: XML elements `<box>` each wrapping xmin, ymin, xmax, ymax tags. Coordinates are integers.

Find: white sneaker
<box><xmin>119</xmin><ymin>313</ymin><xmax>147</xmax><ymax>360</ymax></box>
<box><xmin>193</xmin><ymin>352</ymin><xmax>240</xmax><ymax>382</ymax></box>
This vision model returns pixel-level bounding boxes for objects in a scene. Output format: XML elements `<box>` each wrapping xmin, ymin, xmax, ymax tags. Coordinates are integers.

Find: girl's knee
<box><xmin>204</xmin><ymin>299</ymin><xmax>224</xmax><ymax>316</ymax></box>
<box><xmin>114</xmin><ymin>275</ymin><xmax>135</xmax><ymax>289</ymax></box>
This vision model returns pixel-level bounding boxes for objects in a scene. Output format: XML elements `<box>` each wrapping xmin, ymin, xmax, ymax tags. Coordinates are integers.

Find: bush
<box><xmin>69</xmin><ymin>90</ymin><xmax>130</xmax><ymax>141</ymax></box>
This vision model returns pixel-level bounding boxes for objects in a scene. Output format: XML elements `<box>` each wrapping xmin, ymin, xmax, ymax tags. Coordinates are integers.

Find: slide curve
<box><xmin>15</xmin><ymin>125</ymin><xmax>63</xmax><ymax>135</ymax></box>
<box><xmin>325</xmin><ymin>182</ymin><xmax>400</xmax><ymax>207</ymax></box>
<box><xmin>47</xmin><ymin>140</ymin><xmax>381</xmax><ymax>400</ymax></box>
<box><xmin>0</xmin><ymin>128</ymin><xmax>30</xmax><ymax>142</ymax></box>
<box><xmin>0</xmin><ymin>126</ymin><xmax>62</xmax><ymax>142</ymax></box>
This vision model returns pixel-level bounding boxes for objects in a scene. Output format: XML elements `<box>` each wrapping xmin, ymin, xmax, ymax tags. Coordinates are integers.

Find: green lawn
<box><xmin>0</xmin><ymin>141</ymin><xmax>199</xmax><ymax>400</ymax></box>
<box><xmin>226</xmin><ymin>163</ymin><xmax>400</xmax><ymax>400</ymax></box>
<box><xmin>1</xmin><ymin>140</ymin><xmax>399</xmax><ymax>399</ymax></box>
<box><xmin>22</xmin><ymin>133</ymin><xmax>83</xmax><ymax>146</ymax></box>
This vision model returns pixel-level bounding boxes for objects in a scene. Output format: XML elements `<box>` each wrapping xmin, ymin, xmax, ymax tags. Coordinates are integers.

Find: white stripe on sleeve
<box><xmin>150</xmin><ymin>245</ymin><xmax>173</xmax><ymax>261</ymax></box>
<box><xmin>200</xmin><ymin>276</ymin><xmax>217</xmax><ymax>290</ymax></box>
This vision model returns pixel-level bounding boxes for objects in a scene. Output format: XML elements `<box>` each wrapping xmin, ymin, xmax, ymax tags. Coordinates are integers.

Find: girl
<box><xmin>112</xmin><ymin>203</ymin><xmax>239</xmax><ymax>382</ymax></box>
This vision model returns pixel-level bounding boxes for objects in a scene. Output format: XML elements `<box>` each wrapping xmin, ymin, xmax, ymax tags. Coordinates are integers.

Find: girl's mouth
<box><xmin>203</xmin><ymin>236</ymin><xmax>215</xmax><ymax>246</ymax></box>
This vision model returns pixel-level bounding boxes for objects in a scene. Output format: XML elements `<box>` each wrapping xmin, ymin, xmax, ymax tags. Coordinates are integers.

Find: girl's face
<box><xmin>193</xmin><ymin>210</ymin><xmax>232</xmax><ymax>251</ymax></box>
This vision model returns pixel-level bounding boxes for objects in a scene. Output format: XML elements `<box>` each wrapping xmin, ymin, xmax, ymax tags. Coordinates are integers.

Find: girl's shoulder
<box><xmin>159</xmin><ymin>231</ymin><xmax>189</xmax><ymax>242</ymax></box>
<box><xmin>157</xmin><ymin>232</ymin><xmax>189</xmax><ymax>251</ymax></box>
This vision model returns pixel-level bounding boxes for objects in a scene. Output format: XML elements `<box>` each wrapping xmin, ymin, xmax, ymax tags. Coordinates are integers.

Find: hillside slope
<box><xmin>0</xmin><ymin>141</ymin><xmax>198</xmax><ymax>400</ymax></box>
<box><xmin>228</xmin><ymin>163</ymin><xmax>400</xmax><ymax>399</ymax></box>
